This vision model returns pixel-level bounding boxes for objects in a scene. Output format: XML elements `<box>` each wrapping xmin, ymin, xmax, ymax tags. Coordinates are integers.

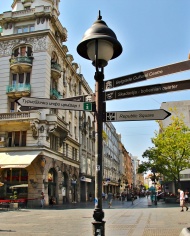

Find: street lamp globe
<box><xmin>77</xmin><ymin>10</ymin><xmax>122</xmax><ymax>68</ymax></box>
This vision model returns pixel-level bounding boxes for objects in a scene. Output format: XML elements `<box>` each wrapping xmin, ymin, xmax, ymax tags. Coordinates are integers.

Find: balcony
<box><xmin>0</xmin><ymin>111</ymin><xmax>40</xmax><ymax>127</ymax></box>
<box><xmin>50</xmin><ymin>89</ymin><xmax>62</xmax><ymax>99</ymax></box>
<box><xmin>6</xmin><ymin>84</ymin><xmax>31</xmax><ymax>98</ymax></box>
<box><xmin>51</xmin><ymin>62</ymin><xmax>62</xmax><ymax>80</ymax></box>
<box><xmin>10</xmin><ymin>56</ymin><xmax>33</xmax><ymax>73</ymax></box>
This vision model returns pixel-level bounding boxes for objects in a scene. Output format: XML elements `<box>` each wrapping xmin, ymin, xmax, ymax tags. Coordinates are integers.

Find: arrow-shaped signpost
<box><xmin>61</xmin><ymin>94</ymin><xmax>95</xmax><ymax>102</ymax></box>
<box><xmin>16</xmin><ymin>97</ymin><xmax>95</xmax><ymax>111</ymax></box>
<box><xmin>104</xmin><ymin>79</ymin><xmax>190</xmax><ymax>101</ymax></box>
<box><xmin>104</xmin><ymin>59</ymin><xmax>190</xmax><ymax>90</ymax></box>
<box><xmin>103</xmin><ymin>109</ymin><xmax>171</xmax><ymax>122</ymax></box>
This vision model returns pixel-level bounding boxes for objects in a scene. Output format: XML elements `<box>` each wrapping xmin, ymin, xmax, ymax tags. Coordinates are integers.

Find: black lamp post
<box><xmin>77</xmin><ymin>11</ymin><xmax>122</xmax><ymax>235</ymax></box>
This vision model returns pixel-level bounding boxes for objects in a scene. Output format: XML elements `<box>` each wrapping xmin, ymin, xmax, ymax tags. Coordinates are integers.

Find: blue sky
<box><xmin>1</xmin><ymin>0</ymin><xmax>190</xmax><ymax>160</ymax></box>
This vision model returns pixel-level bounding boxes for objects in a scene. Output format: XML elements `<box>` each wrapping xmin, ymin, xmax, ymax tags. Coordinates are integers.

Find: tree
<box><xmin>140</xmin><ymin>111</ymin><xmax>190</xmax><ymax>193</ymax></box>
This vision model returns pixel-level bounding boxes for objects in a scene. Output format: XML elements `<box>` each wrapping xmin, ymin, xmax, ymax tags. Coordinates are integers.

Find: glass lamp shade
<box><xmin>87</xmin><ymin>40</ymin><xmax>114</xmax><ymax>63</ymax></box>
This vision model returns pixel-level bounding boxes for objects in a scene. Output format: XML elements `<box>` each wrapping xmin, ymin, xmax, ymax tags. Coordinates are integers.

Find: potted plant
<box><xmin>10</xmin><ymin>191</ymin><xmax>18</xmax><ymax>209</ymax></box>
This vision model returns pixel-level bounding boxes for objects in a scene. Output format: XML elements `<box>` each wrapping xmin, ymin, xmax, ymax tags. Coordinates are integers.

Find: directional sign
<box><xmin>16</xmin><ymin>97</ymin><xmax>94</xmax><ymax>111</ymax></box>
<box><xmin>61</xmin><ymin>94</ymin><xmax>95</xmax><ymax>102</ymax></box>
<box><xmin>104</xmin><ymin>109</ymin><xmax>171</xmax><ymax>122</ymax></box>
<box><xmin>104</xmin><ymin>60</ymin><xmax>190</xmax><ymax>90</ymax></box>
<box><xmin>104</xmin><ymin>79</ymin><xmax>190</xmax><ymax>101</ymax></box>
<box><xmin>17</xmin><ymin>105</ymin><xmax>40</xmax><ymax>112</ymax></box>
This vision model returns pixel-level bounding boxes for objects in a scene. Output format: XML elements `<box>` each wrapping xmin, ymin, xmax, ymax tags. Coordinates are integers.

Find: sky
<box><xmin>1</xmin><ymin>0</ymin><xmax>190</xmax><ymax>161</ymax></box>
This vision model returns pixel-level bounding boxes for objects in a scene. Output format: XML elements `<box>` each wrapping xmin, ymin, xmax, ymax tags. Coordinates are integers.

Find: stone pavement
<box><xmin>0</xmin><ymin>197</ymin><xmax>190</xmax><ymax>236</ymax></box>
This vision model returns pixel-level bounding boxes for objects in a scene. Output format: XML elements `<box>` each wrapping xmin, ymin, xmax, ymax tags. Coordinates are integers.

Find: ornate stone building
<box><xmin>0</xmin><ymin>0</ymin><xmax>96</xmax><ymax>206</ymax></box>
<box><xmin>102</xmin><ymin>122</ymin><xmax>120</xmax><ymax>194</ymax></box>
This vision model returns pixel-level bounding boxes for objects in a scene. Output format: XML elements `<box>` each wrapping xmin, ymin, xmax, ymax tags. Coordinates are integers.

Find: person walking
<box><xmin>40</xmin><ymin>192</ymin><xmax>45</xmax><ymax>208</ymax></box>
<box><xmin>184</xmin><ymin>189</ymin><xmax>189</xmax><ymax>204</ymax></box>
<box><xmin>131</xmin><ymin>192</ymin><xmax>135</xmax><ymax>205</ymax></box>
<box><xmin>89</xmin><ymin>192</ymin><xmax>92</xmax><ymax>202</ymax></box>
<box><xmin>107</xmin><ymin>191</ymin><xmax>113</xmax><ymax>208</ymax></box>
<box><xmin>178</xmin><ymin>189</ymin><xmax>188</xmax><ymax>212</ymax></box>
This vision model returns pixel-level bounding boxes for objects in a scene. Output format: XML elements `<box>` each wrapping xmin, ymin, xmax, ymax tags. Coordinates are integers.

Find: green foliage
<box><xmin>142</xmin><ymin>110</ymin><xmax>190</xmax><ymax>191</ymax></box>
<box><xmin>10</xmin><ymin>191</ymin><xmax>17</xmax><ymax>202</ymax></box>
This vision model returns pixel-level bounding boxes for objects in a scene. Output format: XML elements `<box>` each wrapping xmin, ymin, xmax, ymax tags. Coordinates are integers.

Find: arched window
<box><xmin>12</xmin><ymin>45</ymin><xmax>33</xmax><ymax>57</ymax></box>
<box><xmin>51</xmin><ymin>51</ymin><xmax>59</xmax><ymax>64</ymax></box>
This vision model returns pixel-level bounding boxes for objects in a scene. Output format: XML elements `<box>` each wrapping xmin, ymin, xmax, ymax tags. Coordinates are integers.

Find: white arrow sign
<box><xmin>104</xmin><ymin>109</ymin><xmax>171</xmax><ymax>122</ymax></box>
<box><xmin>16</xmin><ymin>97</ymin><xmax>93</xmax><ymax>111</ymax></box>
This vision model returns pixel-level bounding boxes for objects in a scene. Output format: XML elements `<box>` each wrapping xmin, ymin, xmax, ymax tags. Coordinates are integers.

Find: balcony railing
<box><xmin>6</xmin><ymin>84</ymin><xmax>31</xmax><ymax>98</ymax></box>
<box><xmin>10</xmin><ymin>56</ymin><xmax>33</xmax><ymax>66</ymax></box>
<box><xmin>7</xmin><ymin>84</ymin><xmax>31</xmax><ymax>93</ymax></box>
<box><xmin>50</xmin><ymin>89</ymin><xmax>62</xmax><ymax>99</ymax></box>
<box><xmin>51</xmin><ymin>62</ymin><xmax>62</xmax><ymax>80</ymax></box>
<box><xmin>10</xmin><ymin>56</ymin><xmax>33</xmax><ymax>73</ymax></box>
<box><xmin>0</xmin><ymin>111</ymin><xmax>40</xmax><ymax>121</ymax></box>
<box><xmin>51</xmin><ymin>62</ymin><xmax>61</xmax><ymax>72</ymax></box>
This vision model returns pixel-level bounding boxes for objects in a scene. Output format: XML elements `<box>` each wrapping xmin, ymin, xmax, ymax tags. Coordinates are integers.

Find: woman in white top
<box><xmin>178</xmin><ymin>189</ymin><xmax>188</xmax><ymax>212</ymax></box>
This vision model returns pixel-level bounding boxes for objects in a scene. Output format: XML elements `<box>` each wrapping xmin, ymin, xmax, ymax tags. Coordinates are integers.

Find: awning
<box><xmin>0</xmin><ymin>151</ymin><xmax>41</xmax><ymax>168</ymax></box>
<box><xmin>10</xmin><ymin>184</ymin><xmax>28</xmax><ymax>189</ymax></box>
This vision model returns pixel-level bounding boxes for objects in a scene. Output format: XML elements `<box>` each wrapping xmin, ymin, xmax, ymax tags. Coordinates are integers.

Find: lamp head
<box><xmin>77</xmin><ymin>11</ymin><xmax>122</xmax><ymax>68</ymax></box>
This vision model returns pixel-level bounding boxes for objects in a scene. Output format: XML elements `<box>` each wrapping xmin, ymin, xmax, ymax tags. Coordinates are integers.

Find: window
<box><xmin>11</xmin><ymin>72</ymin><xmax>30</xmax><ymax>86</ymax></box>
<box><xmin>12</xmin><ymin>45</ymin><xmax>33</xmax><ymax>57</ymax></box>
<box><xmin>72</xmin><ymin>147</ymin><xmax>75</xmax><ymax>159</ymax></box>
<box><xmin>16</xmin><ymin>25</ymin><xmax>35</xmax><ymax>34</ymax></box>
<box><xmin>50</xmin><ymin>135</ymin><xmax>59</xmax><ymax>152</ymax></box>
<box><xmin>51</xmin><ymin>51</ymin><xmax>59</xmax><ymax>63</ymax></box>
<box><xmin>69</xmin><ymin>122</ymin><xmax>71</xmax><ymax>134</ymax></box>
<box><xmin>4</xmin><ymin>169</ymin><xmax>28</xmax><ymax>183</ymax></box>
<box><xmin>50</xmin><ymin>79</ymin><xmax>58</xmax><ymax>90</ymax></box>
<box><xmin>66</xmin><ymin>144</ymin><xmax>69</xmax><ymax>157</ymax></box>
<box><xmin>75</xmin><ymin>149</ymin><xmax>77</xmax><ymax>161</ymax></box>
<box><xmin>74</xmin><ymin>126</ymin><xmax>77</xmax><ymax>139</ymax></box>
<box><xmin>7</xmin><ymin>131</ymin><xmax>27</xmax><ymax>147</ymax></box>
<box><xmin>10</xmin><ymin>102</ymin><xmax>15</xmax><ymax>112</ymax></box>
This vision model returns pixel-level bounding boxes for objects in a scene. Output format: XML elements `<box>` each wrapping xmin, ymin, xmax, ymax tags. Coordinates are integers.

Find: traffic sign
<box><xmin>61</xmin><ymin>94</ymin><xmax>95</xmax><ymax>102</ymax></box>
<box><xmin>104</xmin><ymin>60</ymin><xmax>190</xmax><ymax>90</ymax></box>
<box><xmin>104</xmin><ymin>79</ymin><xmax>190</xmax><ymax>101</ymax></box>
<box><xmin>104</xmin><ymin>109</ymin><xmax>171</xmax><ymax>122</ymax></box>
<box><xmin>16</xmin><ymin>97</ymin><xmax>94</xmax><ymax>111</ymax></box>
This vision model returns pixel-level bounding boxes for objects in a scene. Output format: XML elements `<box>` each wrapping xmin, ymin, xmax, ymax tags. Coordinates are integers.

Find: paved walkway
<box><xmin>0</xmin><ymin>197</ymin><xmax>189</xmax><ymax>236</ymax></box>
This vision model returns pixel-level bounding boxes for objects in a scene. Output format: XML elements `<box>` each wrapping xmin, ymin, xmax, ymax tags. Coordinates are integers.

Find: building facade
<box><xmin>0</xmin><ymin>0</ymin><xmax>95</xmax><ymax>206</ymax></box>
<box><xmin>0</xmin><ymin>0</ymin><xmax>138</xmax><ymax>205</ymax></box>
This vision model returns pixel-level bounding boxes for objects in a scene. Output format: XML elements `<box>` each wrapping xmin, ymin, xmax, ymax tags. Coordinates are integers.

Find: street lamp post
<box><xmin>77</xmin><ymin>11</ymin><xmax>122</xmax><ymax>235</ymax></box>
